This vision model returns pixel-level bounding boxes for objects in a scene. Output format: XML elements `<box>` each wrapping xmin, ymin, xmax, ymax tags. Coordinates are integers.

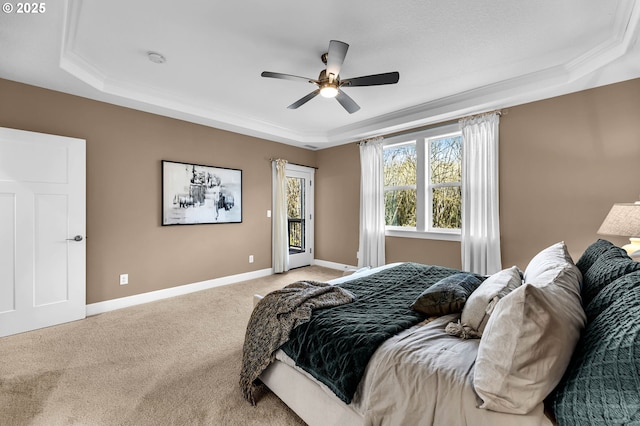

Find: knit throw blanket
<box><xmin>239</xmin><ymin>280</ymin><xmax>355</xmax><ymax>405</ymax></box>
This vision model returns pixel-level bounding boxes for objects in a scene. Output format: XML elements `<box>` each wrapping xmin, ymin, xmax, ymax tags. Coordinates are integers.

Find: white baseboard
<box><xmin>86</xmin><ymin>268</ymin><xmax>273</xmax><ymax>316</ymax></box>
<box><xmin>313</xmin><ymin>259</ymin><xmax>358</xmax><ymax>272</ymax></box>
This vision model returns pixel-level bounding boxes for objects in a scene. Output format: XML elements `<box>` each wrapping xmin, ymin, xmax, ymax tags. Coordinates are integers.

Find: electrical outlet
<box><xmin>119</xmin><ymin>274</ymin><xmax>128</xmax><ymax>285</ymax></box>
<box><xmin>249</xmin><ymin>255</ymin><xmax>254</xmax><ymax>264</ymax></box>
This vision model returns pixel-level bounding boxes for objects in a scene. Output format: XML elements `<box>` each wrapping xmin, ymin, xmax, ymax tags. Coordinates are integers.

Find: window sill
<box><xmin>385</xmin><ymin>228</ymin><xmax>461</xmax><ymax>242</ymax></box>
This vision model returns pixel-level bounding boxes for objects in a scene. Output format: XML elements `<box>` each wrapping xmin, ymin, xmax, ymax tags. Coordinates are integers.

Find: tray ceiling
<box><xmin>2</xmin><ymin>0</ymin><xmax>640</xmax><ymax>149</ymax></box>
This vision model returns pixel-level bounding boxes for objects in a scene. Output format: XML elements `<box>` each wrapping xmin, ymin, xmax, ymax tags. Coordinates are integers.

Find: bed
<box><xmin>242</xmin><ymin>240</ymin><xmax>640</xmax><ymax>426</ymax></box>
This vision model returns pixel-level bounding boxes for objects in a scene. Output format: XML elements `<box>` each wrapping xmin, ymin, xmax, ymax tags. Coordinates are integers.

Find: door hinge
<box><xmin>310</xmin><ymin>213</ymin><xmax>312</xmax><ymax>220</ymax></box>
<box><xmin>310</xmin><ymin>247</ymin><xmax>313</xmax><ymax>254</ymax></box>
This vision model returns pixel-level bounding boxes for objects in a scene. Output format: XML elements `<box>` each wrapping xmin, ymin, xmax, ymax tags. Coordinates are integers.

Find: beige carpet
<box><xmin>0</xmin><ymin>266</ymin><xmax>343</xmax><ymax>426</ymax></box>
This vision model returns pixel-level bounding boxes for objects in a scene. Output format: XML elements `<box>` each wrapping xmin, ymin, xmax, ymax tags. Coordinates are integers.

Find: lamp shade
<box><xmin>597</xmin><ymin>203</ymin><xmax>640</xmax><ymax>236</ymax></box>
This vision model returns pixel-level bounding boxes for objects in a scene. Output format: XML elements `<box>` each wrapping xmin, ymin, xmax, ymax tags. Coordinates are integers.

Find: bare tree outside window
<box><xmin>430</xmin><ymin>136</ymin><xmax>462</xmax><ymax>229</ymax></box>
<box><xmin>383</xmin><ymin>143</ymin><xmax>416</xmax><ymax>227</ymax></box>
<box><xmin>287</xmin><ymin>177</ymin><xmax>303</xmax><ymax>219</ymax></box>
<box><xmin>383</xmin><ymin>131</ymin><xmax>462</xmax><ymax>233</ymax></box>
<box><xmin>287</xmin><ymin>177</ymin><xmax>304</xmax><ymax>252</ymax></box>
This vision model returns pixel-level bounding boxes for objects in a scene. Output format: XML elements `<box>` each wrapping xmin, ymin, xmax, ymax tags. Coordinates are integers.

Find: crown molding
<box><xmin>60</xmin><ymin>0</ymin><xmax>640</xmax><ymax>149</ymax></box>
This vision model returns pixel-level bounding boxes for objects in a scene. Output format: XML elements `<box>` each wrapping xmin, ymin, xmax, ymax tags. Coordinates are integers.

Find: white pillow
<box><xmin>524</xmin><ymin>241</ymin><xmax>573</xmax><ymax>284</ymax></box>
<box><xmin>459</xmin><ymin>266</ymin><xmax>522</xmax><ymax>335</ymax></box>
<box><xmin>474</xmin><ymin>242</ymin><xmax>586</xmax><ymax>414</ymax></box>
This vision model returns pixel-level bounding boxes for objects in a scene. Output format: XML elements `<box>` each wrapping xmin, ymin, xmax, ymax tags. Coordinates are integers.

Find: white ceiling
<box><xmin>2</xmin><ymin>0</ymin><xmax>640</xmax><ymax>149</ymax></box>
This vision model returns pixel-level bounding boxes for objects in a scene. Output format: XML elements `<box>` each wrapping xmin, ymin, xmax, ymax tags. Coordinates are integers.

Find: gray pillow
<box><xmin>411</xmin><ymin>273</ymin><xmax>484</xmax><ymax>316</ymax></box>
<box><xmin>575</xmin><ymin>239</ymin><xmax>615</xmax><ymax>275</ymax></box>
<box><xmin>553</xmin><ymin>282</ymin><xmax>640</xmax><ymax>424</ymax></box>
<box><xmin>581</xmin><ymin>246</ymin><xmax>640</xmax><ymax>306</ymax></box>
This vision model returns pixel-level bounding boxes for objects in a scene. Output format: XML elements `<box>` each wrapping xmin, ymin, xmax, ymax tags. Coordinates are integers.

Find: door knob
<box><xmin>67</xmin><ymin>235</ymin><xmax>83</xmax><ymax>242</ymax></box>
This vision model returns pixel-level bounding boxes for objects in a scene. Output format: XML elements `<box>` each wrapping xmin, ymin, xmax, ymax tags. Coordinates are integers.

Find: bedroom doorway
<box><xmin>0</xmin><ymin>127</ymin><xmax>86</xmax><ymax>337</ymax></box>
<box><xmin>284</xmin><ymin>164</ymin><xmax>314</xmax><ymax>269</ymax></box>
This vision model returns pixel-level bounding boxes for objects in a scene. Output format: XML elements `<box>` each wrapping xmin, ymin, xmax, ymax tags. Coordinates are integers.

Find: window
<box><xmin>384</xmin><ymin>142</ymin><xmax>417</xmax><ymax>227</ymax></box>
<box><xmin>383</xmin><ymin>124</ymin><xmax>462</xmax><ymax>240</ymax></box>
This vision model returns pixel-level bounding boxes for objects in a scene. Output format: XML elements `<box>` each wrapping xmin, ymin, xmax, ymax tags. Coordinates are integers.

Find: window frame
<box><xmin>383</xmin><ymin>123</ymin><xmax>462</xmax><ymax>241</ymax></box>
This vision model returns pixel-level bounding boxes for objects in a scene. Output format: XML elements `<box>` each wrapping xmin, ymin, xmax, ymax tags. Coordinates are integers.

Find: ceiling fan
<box><xmin>261</xmin><ymin>40</ymin><xmax>400</xmax><ymax>114</ymax></box>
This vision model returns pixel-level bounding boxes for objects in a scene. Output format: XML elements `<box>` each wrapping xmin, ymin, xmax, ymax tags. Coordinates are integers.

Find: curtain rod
<box><xmin>269</xmin><ymin>158</ymin><xmax>318</xmax><ymax>169</ymax></box>
<box><xmin>462</xmin><ymin>109</ymin><xmax>503</xmax><ymax>120</ymax></box>
<box><xmin>355</xmin><ymin>109</ymin><xmax>505</xmax><ymax>143</ymax></box>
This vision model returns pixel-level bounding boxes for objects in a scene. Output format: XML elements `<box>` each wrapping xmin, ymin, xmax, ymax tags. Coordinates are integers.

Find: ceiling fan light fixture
<box><xmin>320</xmin><ymin>84</ymin><xmax>338</xmax><ymax>98</ymax></box>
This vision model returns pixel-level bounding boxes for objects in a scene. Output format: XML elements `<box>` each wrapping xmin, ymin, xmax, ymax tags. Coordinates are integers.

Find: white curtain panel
<box><xmin>460</xmin><ymin>113</ymin><xmax>502</xmax><ymax>275</ymax></box>
<box><xmin>358</xmin><ymin>137</ymin><xmax>386</xmax><ymax>268</ymax></box>
<box><xmin>273</xmin><ymin>159</ymin><xmax>289</xmax><ymax>273</ymax></box>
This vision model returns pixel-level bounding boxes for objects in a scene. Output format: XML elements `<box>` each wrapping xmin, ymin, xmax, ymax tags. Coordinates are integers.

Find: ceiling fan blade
<box><xmin>287</xmin><ymin>89</ymin><xmax>320</xmax><ymax>109</ymax></box>
<box><xmin>261</xmin><ymin>71</ymin><xmax>317</xmax><ymax>84</ymax></box>
<box><xmin>326</xmin><ymin>40</ymin><xmax>349</xmax><ymax>80</ymax></box>
<box><xmin>336</xmin><ymin>90</ymin><xmax>360</xmax><ymax>114</ymax></box>
<box><xmin>341</xmin><ymin>72</ymin><xmax>400</xmax><ymax>87</ymax></box>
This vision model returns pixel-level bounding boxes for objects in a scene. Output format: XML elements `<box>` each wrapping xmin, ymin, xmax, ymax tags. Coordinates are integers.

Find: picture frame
<box><xmin>162</xmin><ymin>160</ymin><xmax>242</xmax><ymax>225</ymax></box>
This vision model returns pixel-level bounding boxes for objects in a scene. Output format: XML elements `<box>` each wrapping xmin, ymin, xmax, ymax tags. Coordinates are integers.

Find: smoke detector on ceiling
<box><xmin>147</xmin><ymin>51</ymin><xmax>166</xmax><ymax>64</ymax></box>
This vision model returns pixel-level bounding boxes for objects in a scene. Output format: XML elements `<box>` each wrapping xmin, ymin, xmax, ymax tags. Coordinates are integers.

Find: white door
<box><xmin>286</xmin><ymin>164</ymin><xmax>314</xmax><ymax>269</ymax></box>
<box><xmin>0</xmin><ymin>127</ymin><xmax>86</xmax><ymax>338</ymax></box>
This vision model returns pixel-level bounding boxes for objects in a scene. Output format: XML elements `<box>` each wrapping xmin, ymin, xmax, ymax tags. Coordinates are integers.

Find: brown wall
<box><xmin>315</xmin><ymin>140</ymin><xmax>462</xmax><ymax>269</ymax></box>
<box><xmin>0</xmin><ymin>78</ymin><xmax>316</xmax><ymax>304</ymax></box>
<box><xmin>500</xmin><ymin>78</ymin><xmax>640</xmax><ymax>267</ymax></box>
<box><xmin>315</xmin><ymin>78</ymin><xmax>640</xmax><ymax>270</ymax></box>
<box><xmin>315</xmin><ymin>143</ymin><xmax>360</xmax><ymax>265</ymax></box>
<box><xmin>2</xmin><ymin>77</ymin><xmax>639</xmax><ymax>304</ymax></box>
